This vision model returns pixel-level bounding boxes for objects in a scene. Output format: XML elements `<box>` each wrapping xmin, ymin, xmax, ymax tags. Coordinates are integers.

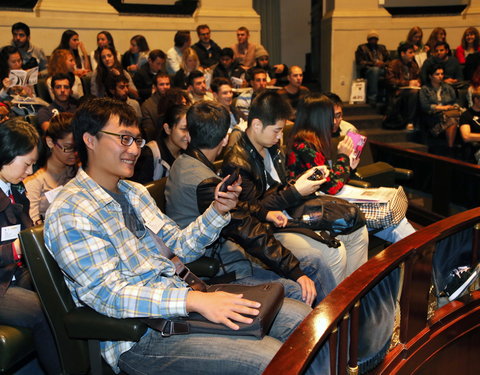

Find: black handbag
<box><xmin>145</xmin><ymin>282</ymin><xmax>284</xmax><ymax>339</ymax></box>
<box><xmin>145</xmin><ymin>228</ymin><xmax>285</xmax><ymax>339</ymax></box>
<box><xmin>287</xmin><ymin>195</ymin><xmax>366</xmax><ymax>236</ymax></box>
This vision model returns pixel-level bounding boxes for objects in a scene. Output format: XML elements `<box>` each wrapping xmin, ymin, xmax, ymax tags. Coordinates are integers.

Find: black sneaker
<box><xmin>440</xmin><ymin>264</ymin><xmax>480</xmax><ymax>301</ymax></box>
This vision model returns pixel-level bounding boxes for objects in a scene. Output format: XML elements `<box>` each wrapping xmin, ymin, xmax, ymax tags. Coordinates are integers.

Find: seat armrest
<box><xmin>348</xmin><ymin>179</ymin><xmax>372</xmax><ymax>188</ymax></box>
<box><xmin>64</xmin><ymin>307</ymin><xmax>147</xmax><ymax>341</ymax></box>
<box><xmin>394</xmin><ymin>167</ymin><xmax>413</xmax><ymax>181</ymax></box>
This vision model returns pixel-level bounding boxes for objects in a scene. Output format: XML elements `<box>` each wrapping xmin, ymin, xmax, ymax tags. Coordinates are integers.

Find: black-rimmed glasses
<box><xmin>99</xmin><ymin>130</ymin><xmax>146</xmax><ymax>148</ymax></box>
<box><xmin>54</xmin><ymin>142</ymin><xmax>76</xmax><ymax>153</ymax></box>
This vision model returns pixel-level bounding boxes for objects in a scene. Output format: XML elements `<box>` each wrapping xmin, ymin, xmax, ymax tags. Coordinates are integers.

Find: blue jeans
<box><xmin>0</xmin><ymin>268</ymin><xmax>61</xmax><ymax>375</ymax></box>
<box><xmin>118</xmin><ymin>298</ymin><xmax>330</xmax><ymax>375</ymax></box>
<box><xmin>209</xmin><ymin>240</ymin><xmax>336</xmax><ymax>306</ymax></box>
<box><xmin>365</xmin><ymin>66</ymin><xmax>384</xmax><ymax>103</ymax></box>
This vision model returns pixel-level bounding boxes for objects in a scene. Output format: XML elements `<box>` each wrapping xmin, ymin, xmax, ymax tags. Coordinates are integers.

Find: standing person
<box><xmin>231</xmin><ymin>26</ymin><xmax>264</xmax><ymax>70</ymax></box>
<box><xmin>25</xmin><ymin>113</ymin><xmax>77</xmax><ymax>225</ymax></box>
<box><xmin>91</xmin><ymin>46</ymin><xmax>138</xmax><ymax>98</ymax></box>
<box><xmin>166</xmin><ymin>30</ymin><xmax>191</xmax><ymax>75</ymax></box>
<box><xmin>46</xmin><ymin>49</ymin><xmax>84</xmax><ymax>100</ymax></box>
<box><xmin>133</xmin><ymin>49</ymin><xmax>166</xmax><ymax>102</ymax></box>
<box><xmin>132</xmin><ymin>104</ymin><xmax>190</xmax><ymax>183</ymax></box>
<box><xmin>192</xmin><ymin>24</ymin><xmax>222</xmax><ymax>69</ymax></box>
<box><xmin>89</xmin><ymin>31</ymin><xmax>120</xmax><ymax>71</ymax></box>
<box><xmin>223</xmin><ymin>91</ymin><xmax>369</xmax><ymax>284</ymax></box>
<box><xmin>419</xmin><ymin>64</ymin><xmax>459</xmax><ymax>154</ymax></box>
<box><xmin>173</xmin><ymin>47</ymin><xmax>201</xmax><ymax>89</ymax></box>
<box><xmin>11</xmin><ymin>22</ymin><xmax>47</xmax><ymax>74</ymax></box>
<box><xmin>0</xmin><ymin>118</ymin><xmax>61</xmax><ymax>375</ymax></box>
<box><xmin>55</xmin><ymin>29</ymin><xmax>91</xmax><ymax>76</ymax></box>
<box><xmin>44</xmin><ymin>97</ymin><xmax>328</xmax><ymax>375</ymax></box>
<box><xmin>286</xmin><ymin>93</ymin><xmax>416</xmax><ymax>243</ymax></box>
<box><xmin>277</xmin><ymin>65</ymin><xmax>310</xmax><ymax>111</ymax></box>
<box><xmin>121</xmin><ymin>35</ymin><xmax>150</xmax><ymax>74</ymax></box>
<box><xmin>455</xmin><ymin>27</ymin><xmax>480</xmax><ymax>65</ymax></box>
<box><xmin>355</xmin><ymin>30</ymin><xmax>390</xmax><ymax>105</ymax></box>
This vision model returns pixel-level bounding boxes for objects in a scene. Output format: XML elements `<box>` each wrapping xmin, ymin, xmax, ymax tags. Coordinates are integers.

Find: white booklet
<box><xmin>8</xmin><ymin>67</ymin><xmax>39</xmax><ymax>86</ymax></box>
<box><xmin>317</xmin><ymin>185</ymin><xmax>398</xmax><ymax>203</ymax></box>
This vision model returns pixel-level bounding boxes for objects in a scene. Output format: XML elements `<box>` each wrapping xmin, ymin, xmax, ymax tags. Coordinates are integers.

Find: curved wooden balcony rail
<box><xmin>263</xmin><ymin>207</ymin><xmax>480</xmax><ymax>375</ymax></box>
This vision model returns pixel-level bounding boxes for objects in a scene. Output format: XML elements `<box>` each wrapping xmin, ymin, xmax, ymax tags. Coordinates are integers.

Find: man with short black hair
<box><xmin>167</xmin><ymin>100</ymin><xmax>336</xmax><ymax>308</ymax></box>
<box><xmin>166</xmin><ymin>30</ymin><xmax>191</xmax><ymax>75</ymax></box>
<box><xmin>106</xmin><ymin>73</ymin><xmax>141</xmax><ymax>122</ymax></box>
<box><xmin>45</xmin><ymin>97</ymin><xmax>327</xmax><ymax>375</ymax></box>
<box><xmin>235</xmin><ymin>68</ymin><xmax>267</xmax><ymax>117</ymax></box>
<box><xmin>192</xmin><ymin>24</ymin><xmax>222</xmax><ymax>69</ymax></box>
<box><xmin>37</xmin><ymin>73</ymin><xmax>77</xmax><ymax>131</ymax></box>
<box><xmin>134</xmin><ymin>49</ymin><xmax>167</xmax><ymax>102</ymax></box>
<box><xmin>421</xmin><ymin>41</ymin><xmax>463</xmax><ymax>85</ymax></box>
<box><xmin>11</xmin><ymin>22</ymin><xmax>47</xmax><ymax>74</ymax></box>
<box><xmin>212</xmin><ymin>47</ymin><xmax>246</xmax><ymax>88</ymax></box>
<box><xmin>187</xmin><ymin>70</ymin><xmax>213</xmax><ymax>103</ymax></box>
<box><xmin>224</xmin><ymin>91</ymin><xmax>369</xmax><ymax>284</ymax></box>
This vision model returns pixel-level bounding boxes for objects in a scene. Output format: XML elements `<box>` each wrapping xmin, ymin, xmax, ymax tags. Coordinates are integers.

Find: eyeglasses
<box><xmin>99</xmin><ymin>130</ymin><xmax>146</xmax><ymax>148</ymax></box>
<box><xmin>334</xmin><ymin>112</ymin><xmax>343</xmax><ymax>120</ymax></box>
<box><xmin>54</xmin><ymin>142</ymin><xmax>76</xmax><ymax>153</ymax></box>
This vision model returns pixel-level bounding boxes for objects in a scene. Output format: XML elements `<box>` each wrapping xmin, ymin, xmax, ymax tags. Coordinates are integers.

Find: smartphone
<box><xmin>219</xmin><ymin>167</ymin><xmax>240</xmax><ymax>192</ymax></box>
<box><xmin>308</xmin><ymin>168</ymin><xmax>325</xmax><ymax>181</ymax></box>
<box><xmin>346</xmin><ymin>131</ymin><xmax>367</xmax><ymax>159</ymax></box>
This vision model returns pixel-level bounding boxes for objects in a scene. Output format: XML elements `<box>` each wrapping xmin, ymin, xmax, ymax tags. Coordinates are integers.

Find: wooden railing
<box><xmin>263</xmin><ymin>207</ymin><xmax>480</xmax><ymax>375</ymax></box>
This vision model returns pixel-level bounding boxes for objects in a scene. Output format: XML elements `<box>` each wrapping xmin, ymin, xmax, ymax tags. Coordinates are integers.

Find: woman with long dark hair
<box><xmin>132</xmin><ymin>104</ymin><xmax>190</xmax><ymax>183</ymax></box>
<box><xmin>91</xmin><ymin>46</ymin><xmax>138</xmax><ymax>98</ymax></box>
<box><xmin>55</xmin><ymin>29</ymin><xmax>91</xmax><ymax>76</ymax></box>
<box><xmin>121</xmin><ymin>34</ymin><xmax>150</xmax><ymax>74</ymax></box>
<box><xmin>286</xmin><ymin>92</ymin><xmax>415</xmax><ymax>243</ymax></box>
<box><xmin>25</xmin><ymin>113</ymin><xmax>77</xmax><ymax>225</ymax></box>
<box><xmin>0</xmin><ymin>45</ymin><xmax>33</xmax><ymax>100</ymax></box>
<box><xmin>89</xmin><ymin>30</ymin><xmax>119</xmax><ymax>71</ymax></box>
<box><xmin>0</xmin><ymin>119</ymin><xmax>62</xmax><ymax>374</ymax></box>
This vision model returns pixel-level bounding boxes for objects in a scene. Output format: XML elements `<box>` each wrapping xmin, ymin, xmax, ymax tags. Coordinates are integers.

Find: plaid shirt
<box><xmin>44</xmin><ymin>169</ymin><xmax>229</xmax><ymax>372</ymax></box>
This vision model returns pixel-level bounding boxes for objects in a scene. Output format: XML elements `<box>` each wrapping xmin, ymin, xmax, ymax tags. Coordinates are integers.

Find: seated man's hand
<box><xmin>296</xmin><ymin>275</ymin><xmax>317</xmax><ymax>306</ymax></box>
<box><xmin>444</xmin><ymin>78</ymin><xmax>458</xmax><ymax>84</ymax></box>
<box><xmin>294</xmin><ymin>167</ymin><xmax>328</xmax><ymax>197</ymax></box>
<box><xmin>186</xmin><ymin>290</ymin><xmax>260</xmax><ymax>330</ymax></box>
<box><xmin>409</xmin><ymin>79</ymin><xmax>421</xmax><ymax>87</ymax></box>
<box><xmin>266</xmin><ymin>211</ymin><xmax>288</xmax><ymax>227</ymax></box>
<box><xmin>213</xmin><ymin>175</ymin><xmax>242</xmax><ymax>215</ymax></box>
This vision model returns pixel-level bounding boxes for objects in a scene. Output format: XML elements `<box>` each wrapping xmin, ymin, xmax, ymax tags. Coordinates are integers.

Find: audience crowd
<box><xmin>1</xmin><ymin>20</ymin><xmax>479</xmax><ymax>375</ymax></box>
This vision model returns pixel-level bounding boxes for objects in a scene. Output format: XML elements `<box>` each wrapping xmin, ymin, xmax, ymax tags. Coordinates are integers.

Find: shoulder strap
<box><xmin>146</xmin><ymin>141</ymin><xmax>166</xmax><ymax>180</ymax></box>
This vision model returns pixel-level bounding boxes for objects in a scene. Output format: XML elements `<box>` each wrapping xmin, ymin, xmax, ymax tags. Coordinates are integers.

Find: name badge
<box><xmin>45</xmin><ymin>185</ymin><xmax>63</xmax><ymax>203</ymax></box>
<box><xmin>145</xmin><ymin>215</ymin><xmax>164</xmax><ymax>234</ymax></box>
<box><xmin>1</xmin><ymin>224</ymin><xmax>21</xmax><ymax>242</ymax></box>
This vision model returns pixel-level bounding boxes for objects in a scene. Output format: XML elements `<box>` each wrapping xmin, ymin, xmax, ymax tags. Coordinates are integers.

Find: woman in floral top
<box><xmin>286</xmin><ymin>93</ymin><xmax>358</xmax><ymax>195</ymax></box>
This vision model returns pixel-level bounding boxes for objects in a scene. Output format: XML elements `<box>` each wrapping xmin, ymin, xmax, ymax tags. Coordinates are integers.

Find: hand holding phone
<box><xmin>307</xmin><ymin>168</ymin><xmax>325</xmax><ymax>181</ymax></box>
<box><xmin>220</xmin><ymin>167</ymin><xmax>240</xmax><ymax>192</ymax></box>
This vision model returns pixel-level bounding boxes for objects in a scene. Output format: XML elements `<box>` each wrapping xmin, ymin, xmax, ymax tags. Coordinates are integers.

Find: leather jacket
<box><xmin>187</xmin><ymin>148</ymin><xmax>304</xmax><ymax>281</ymax></box>
<box><xmin>222</xmin><ymin>132</ymin><xmax>304</xmax><ymax>216</ymax></box>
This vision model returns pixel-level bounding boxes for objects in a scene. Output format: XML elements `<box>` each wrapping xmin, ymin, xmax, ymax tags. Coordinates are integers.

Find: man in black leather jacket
<box><xmin>222</xmin><ymin>91</ymin><xmax>369</xmax><ymax>285</ymax></box>
<box><xmin>166</xmin><ymin>101</ymin><xmax>336</xmax><ymax>306</ymax></box>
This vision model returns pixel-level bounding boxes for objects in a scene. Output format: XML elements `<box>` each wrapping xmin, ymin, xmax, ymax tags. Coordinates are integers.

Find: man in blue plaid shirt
<box><xmin>44</xmin><ymin>98</ymin><xmax>327</xmax><ymax>374</ymax></box>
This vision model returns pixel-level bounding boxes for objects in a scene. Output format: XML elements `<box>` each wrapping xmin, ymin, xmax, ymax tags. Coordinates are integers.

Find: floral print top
<box><xmin>286</xmin><ymin>140</ymin><xmax>351</xmax><ymax>195</ymax></box>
